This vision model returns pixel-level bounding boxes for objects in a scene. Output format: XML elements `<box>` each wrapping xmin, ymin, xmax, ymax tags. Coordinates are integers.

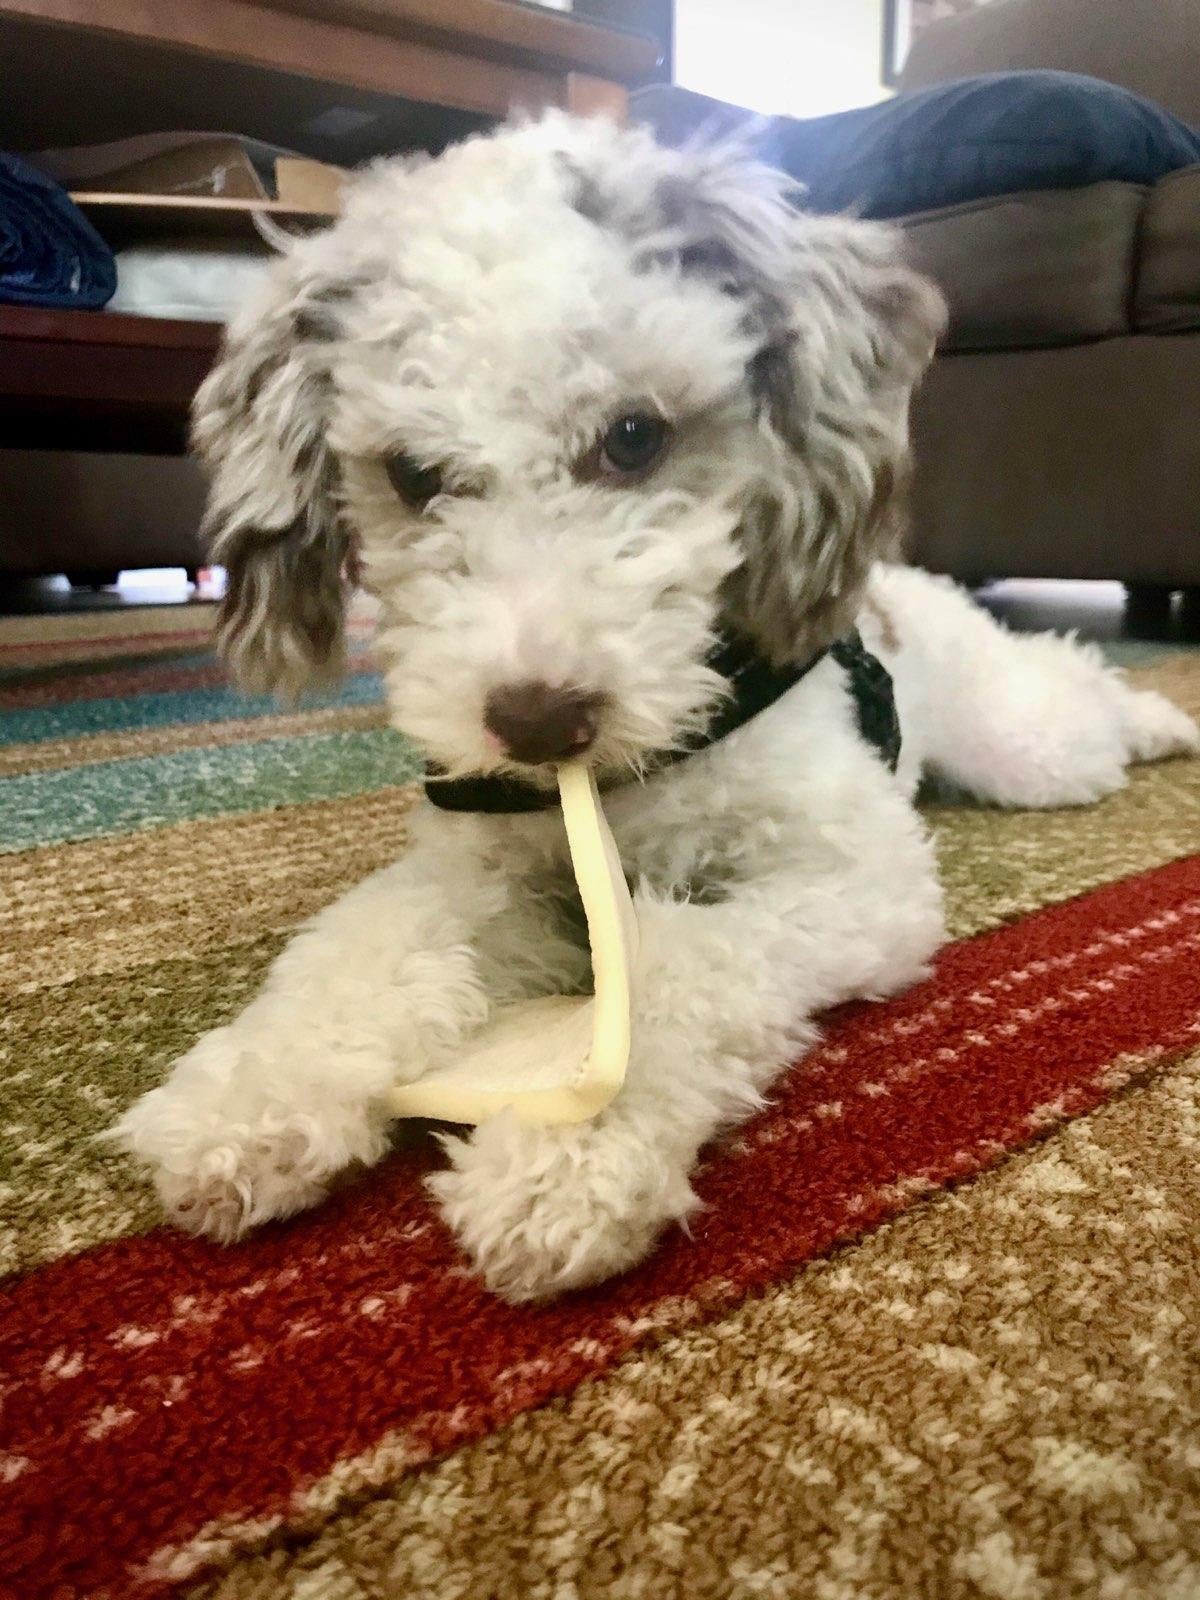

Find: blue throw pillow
<box><xmin>767</xmin><ymin>70</ymin><xmax>1200</xmax><ymax>218</ymax></box>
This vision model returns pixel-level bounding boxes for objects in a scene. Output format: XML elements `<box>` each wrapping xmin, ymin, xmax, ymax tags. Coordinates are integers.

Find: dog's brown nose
<box><xmin>484</xmin><ymin>682</ymin><xmax>602</xmax><ymax>765</ymax></box>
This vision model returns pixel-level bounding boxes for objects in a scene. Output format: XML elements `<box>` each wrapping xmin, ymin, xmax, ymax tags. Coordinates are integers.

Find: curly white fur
<box><xmin>111</xmin><ymin>114</ymin><xmax>1199</xmax><ymax>1302</ymax></box>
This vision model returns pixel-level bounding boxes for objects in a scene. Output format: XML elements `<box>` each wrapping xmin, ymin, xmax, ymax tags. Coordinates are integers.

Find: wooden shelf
<box><xmin>257</xmin><ymin>0</ymin><xmax>662</xmax><ymax>79</ymax></box>
<box><xmin>0</xmin><ymin>307</ymin><xmax>220</xmax><ymax>453</ymax></box>
<box><xmin>0</xmin><ymin>0</ymin><xmax>658</xmax><ymax>470</ymax></box>
<box><xmin>0</xmin><ymin>307</ymin><xmax>222</xmax><ymax>351</ymax></box>
<box><xmin>0</xmin><ymin>0</ymin><xmax>657</xmax><ymax>122</ymax></box>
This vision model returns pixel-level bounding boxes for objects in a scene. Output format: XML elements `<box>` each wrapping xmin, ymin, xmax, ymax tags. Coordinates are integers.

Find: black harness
<box><xmin>424</xmin><ymin>628</ymin><xmax>900</xmax><ymax>815</ymax></box>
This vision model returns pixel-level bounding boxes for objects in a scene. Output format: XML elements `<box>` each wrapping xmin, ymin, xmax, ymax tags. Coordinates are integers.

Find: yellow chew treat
<box><xmin>387</xmin><ymin>762</ymin><xmax>637</xmax><ymax>1126</ymax></box>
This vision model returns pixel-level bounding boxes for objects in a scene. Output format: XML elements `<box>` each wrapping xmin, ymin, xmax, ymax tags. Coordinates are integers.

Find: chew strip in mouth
<box><xmin>388</xmin><ymin>761</ymin><xmax>637</xmax><ymax>1125</ymax></box>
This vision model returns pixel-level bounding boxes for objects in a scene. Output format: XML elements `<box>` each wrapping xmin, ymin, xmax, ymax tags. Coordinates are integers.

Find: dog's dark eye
<box><xmin>599</xmin><ymin>412</ymin><xmax>671</xmax><ymax>477</ymax></box>
<box><xmin>385</xmin><ymin>451</ymin><xmax>444</xmax><ymax>510</ymax></box>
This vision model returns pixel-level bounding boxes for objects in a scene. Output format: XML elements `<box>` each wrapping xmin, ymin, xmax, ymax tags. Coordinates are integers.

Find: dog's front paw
<box><xmin>117</xmin><ymin>1106</ymin><xmax>330</xmax><ymax>1242</ymax></box>
<box><xmin>429</xmin><ymin>1114</ymin><xmax>698</xmax><ymax>1302</ymax></box>
<box><xmin>107</xmin><ymin>1028</ymin><xmax>392</xmax><ymax>1242</ymax></box>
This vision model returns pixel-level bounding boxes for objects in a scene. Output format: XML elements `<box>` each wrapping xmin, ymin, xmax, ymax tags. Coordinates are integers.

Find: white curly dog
<box><xmin>112</xmin><ymin>113</ymin><xmax>1198</xmax><ymax>1302</ymax></box>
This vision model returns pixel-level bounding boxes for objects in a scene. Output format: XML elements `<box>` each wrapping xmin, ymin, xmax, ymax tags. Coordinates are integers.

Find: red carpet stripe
<box><xmin>2</xmin><ymin>853</ymin><xmax>1199</xmax><ymax>1599</ymax></box>
<box><xmin>0</xmin><ymin>647</ymin><xmax>375</xmax><ymax>712</ymax></box>
<box><xmin>0</xmin><ymin>657</ymin><xmax>248</xmax><ymax>710</ymax></box>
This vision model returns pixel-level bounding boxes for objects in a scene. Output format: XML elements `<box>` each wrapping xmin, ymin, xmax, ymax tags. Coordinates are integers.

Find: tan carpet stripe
<box><xmin>1</xmin><ymin>937</ymin><xmax>286</xmax><ymax>1278</ymax></box>
<box><xmin>193</xmin><ymin>1045</ymin><xmax>1200</xmax><ymax>1600</ymax></box>
<box><xmin>0</xmin><ymin>606</ymin><xmax>216</xmax><ymax>648</ymax></box>
<box><xmin>932</xmin><ymin>648</ymin><xmax>1200</xmax><ymax>941</ymax></box>
<box><xmin>929</xmin><ymin>754</ymin><xmax>1200</xmax><ymax>941</ymax></box>
<box><xmin>1121</xmin><ymin>653</ymin><xmax>1200</xmax><ymax>719</ymax></box>
<box><xmin>0</xmin><ymin>787</ymin><xmax>416</xmax><ymax>995</ymax></box>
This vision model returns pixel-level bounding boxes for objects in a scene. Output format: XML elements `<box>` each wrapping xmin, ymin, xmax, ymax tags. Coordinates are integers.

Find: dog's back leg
<box><xmin>867</xmin><ymin>566</ymin><xmax>1199</xmax><ymax>809</ymax></box>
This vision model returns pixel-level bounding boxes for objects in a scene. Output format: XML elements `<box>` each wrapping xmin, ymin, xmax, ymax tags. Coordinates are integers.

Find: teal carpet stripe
<box><xmin>0</xmin><ymin>671</ymin><xmax>385</xmax><ymax>747</ymax></box>
<box><xmin>0</xmin><ymin>728</ymin><xmax>422</xmax><ymax>853</ymax></box>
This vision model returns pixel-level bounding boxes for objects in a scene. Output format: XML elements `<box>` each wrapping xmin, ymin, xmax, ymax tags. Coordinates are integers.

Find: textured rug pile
<box><xmin>2</xmin><ymin>605</ymin><xmax>1199</xmax><ymax>1600</ymax></box>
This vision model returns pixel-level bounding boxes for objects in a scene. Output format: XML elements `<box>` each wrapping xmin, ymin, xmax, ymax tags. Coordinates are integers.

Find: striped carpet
<box><xmin>2</xmin><ymin>605</ymin><xmax>1199</xmax><ymax>1600</ymax></box>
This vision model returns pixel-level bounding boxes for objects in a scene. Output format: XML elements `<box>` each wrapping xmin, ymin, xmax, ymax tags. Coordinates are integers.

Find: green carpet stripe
<box><xmin>0</xmin><ymin>728</ymin><xmax>423</xmax><ymax>853</ymax></box>
<box><xmin>1101</xmin><ymin>641</ymin><xmax>1198</xmax><ymax>668</ymax></box>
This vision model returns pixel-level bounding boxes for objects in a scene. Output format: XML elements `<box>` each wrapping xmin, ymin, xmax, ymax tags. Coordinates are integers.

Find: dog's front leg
<box><xmin>430</xmin><ymin>889</ymin><xmax>824</xmax><ymax>1302</ymax></box>
<box><xmin>111</xmin><ymin>827</ymin><xmax>519</xmax><ymax>1242</ymax></box>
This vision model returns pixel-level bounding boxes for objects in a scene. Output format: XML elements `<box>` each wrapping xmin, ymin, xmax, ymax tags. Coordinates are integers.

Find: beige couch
<box><xmin>899</xmin><ymin>0</ymin><xmax>1200</xmax><ymax>597</ymax></box>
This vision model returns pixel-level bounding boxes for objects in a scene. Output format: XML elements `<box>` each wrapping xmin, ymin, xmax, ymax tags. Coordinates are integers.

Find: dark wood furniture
<box><xmin>1</xmin><ymin>0</ymin><xmax>660</xmax><ymax>158</ymax></box>
<box><xmin>0</xmin><ymin>1</ymin><xmax>662</xmax><ymax>576</ymax></box>
<box><xmin>1</xmin><ymin>1</ymin><xmax>660</xmax><ymax>450</ymax></box>
<box><xmin>0</xmin><ymin>307</ymin><xmax>222</xmax><ymax>455</ymax></box>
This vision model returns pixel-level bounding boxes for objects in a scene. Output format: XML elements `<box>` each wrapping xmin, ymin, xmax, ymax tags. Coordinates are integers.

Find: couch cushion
<box><xmin>898</xmin><ymin>0</ymin><xmax>1200</xmax><ymax>133</ymax></box>
<box><xmin>901</xmin><ymin>183</ymin><xmax>1145</xmax><ymax>350</ymax></box>
<box><xmin>1134</xmin><ymin>163</ymin><xmax>1200</xmax><ymax>332</ymax></box>
<box><xmin>906</xmin><ymin>336</ymin><xmax>1200</xmax><ymax>587</ymax></box>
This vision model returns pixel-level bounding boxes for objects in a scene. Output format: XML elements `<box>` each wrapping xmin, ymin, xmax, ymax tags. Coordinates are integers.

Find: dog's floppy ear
<box><xmin>654</xmin><ymin>146</ymin><xmax>945</xmax><ymax>663</ymax></box>
<box><xmin>192</xmin><ymin>252</ymin><xmax>353</xmax><ymax>698</ymax></box>
<box><xmin>733</xmin><ymin>212</ymin><xmax>945</xmax><ymax>663</ymax></box>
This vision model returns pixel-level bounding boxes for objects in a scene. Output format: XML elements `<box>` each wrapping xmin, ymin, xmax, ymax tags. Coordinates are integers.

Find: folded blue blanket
<box><xmin>772</xmin><ymin>71</ymin><xmax>1200</xmax><ymax>218</ymax></box>
<box><xmin>0</xmin><ymin>150</ymin><xmax>116</xmax><ymax>309</ymax></box>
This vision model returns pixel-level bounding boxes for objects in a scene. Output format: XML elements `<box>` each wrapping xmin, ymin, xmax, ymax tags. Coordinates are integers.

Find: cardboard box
<box><xmin>35</xmin><ymin>133</ymin><xmax>344</xmax><ymax>245</ymax></box>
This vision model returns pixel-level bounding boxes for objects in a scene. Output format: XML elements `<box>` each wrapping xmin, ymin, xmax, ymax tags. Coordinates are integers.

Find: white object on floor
<box><xmin>107</xmin><ymin>242</ymin><xmax>273</xmax><ymax>321</ymax></box>
<box><xmin>388</xmin><ymin>762</ymin><xmax>637</xmax><ymax>1126</ymax></box>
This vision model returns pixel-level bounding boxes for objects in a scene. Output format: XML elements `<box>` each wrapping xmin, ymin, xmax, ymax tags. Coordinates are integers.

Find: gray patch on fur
<box><xmin>192</xmin><ymin>267</ymin><xmax>358</xmax><ymax>698</ymax></box>
<box><xmin>625</xmin><ymin>150</ymin><xmax>945</xmax><ymax>662</ymax></box>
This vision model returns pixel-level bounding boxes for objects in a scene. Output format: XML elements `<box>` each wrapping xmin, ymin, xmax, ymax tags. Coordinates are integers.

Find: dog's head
<box><xmin>195</xmin><ymin>114</ymin><xmax>944</xmax><ymax>781</ymax></box>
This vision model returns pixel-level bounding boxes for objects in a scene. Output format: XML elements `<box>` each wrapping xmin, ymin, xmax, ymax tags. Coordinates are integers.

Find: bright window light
<box><xmin>674</xmin><ymin>0</ymin><xmax>892</xmax><ymax>118</ymax></box>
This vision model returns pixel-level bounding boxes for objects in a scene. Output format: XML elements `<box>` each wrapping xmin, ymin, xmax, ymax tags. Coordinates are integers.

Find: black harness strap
<box><xmin>831</xmin><ymin>630</ymin><xmax>902</xmax><ymax>776</ymax></box>
<box><xmin>424</xmin><ymin>627</ymin><xmax>899</xmax><ymax>815</ymax></box>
